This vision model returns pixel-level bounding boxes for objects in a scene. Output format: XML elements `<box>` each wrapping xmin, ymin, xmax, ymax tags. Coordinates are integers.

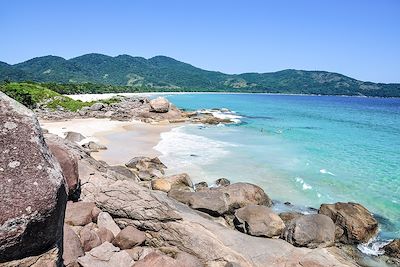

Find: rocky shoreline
<box><xmin>1</xmin><ymin>92</ymin><xmax>399</xmax><ymax>267</ymax></box>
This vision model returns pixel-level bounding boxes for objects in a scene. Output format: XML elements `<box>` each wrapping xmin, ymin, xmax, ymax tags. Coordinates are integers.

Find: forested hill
<box><xmin>0</xmin><ymin>53</ymin><xmax>399</xmax><ymax>97</ymax></box>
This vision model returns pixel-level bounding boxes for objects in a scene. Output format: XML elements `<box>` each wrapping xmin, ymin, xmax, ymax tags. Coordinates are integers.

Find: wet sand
<box><xmin>40</xmin><ymin>118</ymin><xmax>175</xmax><ymax>165</ymax></box>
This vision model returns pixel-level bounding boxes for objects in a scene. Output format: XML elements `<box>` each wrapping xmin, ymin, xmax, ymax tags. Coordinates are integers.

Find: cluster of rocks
<box><xmin>36</xmin><ymin>96</ymin><xmax>235</xmax><ymax>125</ymax></box>
<box><xmin>2</xmin><ymin>91</ymin><xmax>400</xmax><ymax>267</ymax></box>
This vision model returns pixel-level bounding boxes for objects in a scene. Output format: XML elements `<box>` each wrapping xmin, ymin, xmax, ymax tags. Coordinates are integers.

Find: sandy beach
<box><xmin>40</xmin><ymin>118</ymin><xmax>175</xmax><ymax>165</ymax></box>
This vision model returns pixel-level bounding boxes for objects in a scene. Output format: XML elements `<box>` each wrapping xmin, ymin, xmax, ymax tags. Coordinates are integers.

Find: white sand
<box><xmin>39</xmin><ymin>118</ymin><xmax>175</xmax><ymax>165</ymax></box>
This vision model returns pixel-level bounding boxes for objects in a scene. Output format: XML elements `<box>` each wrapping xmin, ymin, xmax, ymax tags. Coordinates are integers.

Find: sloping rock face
<box><xmin>319</xmin><ymin>202</ymin><xmax>378</xmax><ymax>244</ymax></box>
<box><xmin>0</xmin><ymin>93</ymin><xmax>67</xmax><ymax>262</ymax></box>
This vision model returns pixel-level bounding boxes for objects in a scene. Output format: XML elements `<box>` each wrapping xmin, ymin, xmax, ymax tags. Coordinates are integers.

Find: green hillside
<box><xmin>1</xmin><ymin>54</ymin><xmax>399</xmax><ymax>97</ymax></box>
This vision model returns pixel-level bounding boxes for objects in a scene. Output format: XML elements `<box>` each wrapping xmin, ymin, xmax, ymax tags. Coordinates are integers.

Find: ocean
<box><xmin>153</xmin><ymin>93</ymin><xmax>400</xmax><ymax>252</ymax></box>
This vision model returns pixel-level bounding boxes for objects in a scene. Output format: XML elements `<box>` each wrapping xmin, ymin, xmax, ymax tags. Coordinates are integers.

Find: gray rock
<box><xmin>234</xmin><ymin>205</ymin><xmax>285</xmax><ymax>237</ymax></box>
<box><xmin>89</xmin><ymin>103</ymin><xmax>106</xmax><ymax>111</ymax></box>
<box><xmin>194</xmin><ymin>182</ymin><xmax>208</xmax><ymax>191</ymax></box>
<box><xmin>0</xmin><ymin>92</ymin><xmax>67</xmax><ymax>262</ymax></box>
<box><xmin>81</xmin><ymin>141</ymin><xmax>107</xmax><ymax>152</ymax></box>
<box><xmin>278</xmin><ymin>211</ymin><xmax>303</xmax><ymax>225</ymax></box>
<box><xmin>215</xmin><ymin>178</ymin><xmax>230</xmax><ymax>187</ymax></box>
<box><xmin>149</xmin><ymin>97</ymin><xmax>170</xmax><ymax>113</ymax></box>
<box><xmin>282</xmin><ymin>214</ymin><xmax>335</xmax><ymax>248</ymax></box>
<box><xmin>65</xmin><ymin>131</ymin><xmax>86</xmax><ymax>142</ymax></box>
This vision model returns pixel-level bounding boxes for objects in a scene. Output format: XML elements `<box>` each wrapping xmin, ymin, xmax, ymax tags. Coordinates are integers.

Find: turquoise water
<box><xmin>154</xmin><ymin>94</ymin><xmax>400</xmax><ymax>241</ymax></box>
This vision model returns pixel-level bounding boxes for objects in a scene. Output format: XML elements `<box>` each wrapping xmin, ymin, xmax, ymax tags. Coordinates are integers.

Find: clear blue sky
<box><xmin>0</xmin><ymin>0</ymin><xmax>399</xmax><ymax>83</ymax></box>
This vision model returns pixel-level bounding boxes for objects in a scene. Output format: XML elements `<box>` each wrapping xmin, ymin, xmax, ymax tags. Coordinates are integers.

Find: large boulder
<box><xmin>149</xmin><ymin>97</ymin><xmax>170</xmax><ymax>113</ymax></box>
<box><xmin>234</xmin><ymin>205</ymin><xmax>285</xmax><ymax>237</ymax></box>
<box><xmin>319</xmin><ymin>202</ymin><xmax>378</xmax><ymax>244</ymax></box>
<box><xmin>169</xmin><ymin>182</ymin><xmax>272</xmax><ymax>216</ymax></box>
<box><xmin>0</xmin><ymin>92</ymin><xmax>67</xmax><ymax>262</ymax></box>
<box><xmin>47</xmin><ymin>139</ymin><xmax>80</xmax><ymax>200</ymax></box>
<box><xmin>97</xmin><ymin>212</ymin><xmax>121</xmax><ymax>237</ymax></box>
<box><xmin>279</xmin><ymin>211</ymin><xmax>303</xmax><ymax>225</ymax></box>
<box><xmin>133</xmin><ymin>252</ymin><xmax>181</xmax><ymax>267</ymax></box>
<box><xmin>165</xmin><ymin>173</ymin><xmax>193</xmax><ymax>188</ymax></box>
<box><xmin>125</xmin><ymin>156</ymin><xmax>166</xmax><ymax>181</ymax></box>
<box><xmin>151</xmin><ymin>178</ymin><xmax>172</xmax><ymax>193</ymax></box>
<box><xmin>281</xmin><ymin>214</ymin><xmax>335</xmax><ymax>248</ymax></box>
<box><xmin>112</xmin><ymin>225</ymin><xmax>146</xmax><ymax>249</ymax></box>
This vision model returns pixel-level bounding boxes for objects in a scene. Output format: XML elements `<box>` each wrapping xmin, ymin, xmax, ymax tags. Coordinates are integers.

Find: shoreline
<box><xmin>67</xmin><ymin>91</ymin><xmax>400</xmax><ymax>102</ymax></box>
<box><xmin>40</xmin><ymin>118</ymin><xmax>177</xmax><ymax>165</ymax></box>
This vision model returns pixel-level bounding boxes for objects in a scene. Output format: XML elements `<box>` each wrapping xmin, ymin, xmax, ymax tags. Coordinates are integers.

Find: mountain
<box><xmin>1</xmin><ymin>53</ymin><xmax>399</xmax><ymax>97</ymax></box>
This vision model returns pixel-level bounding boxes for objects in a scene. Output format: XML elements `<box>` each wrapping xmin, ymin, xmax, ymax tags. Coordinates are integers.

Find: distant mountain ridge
<box><xmin>1</xmin><ymin>53</ymin><xmax>399</xmax><ymax>97</ymax></box>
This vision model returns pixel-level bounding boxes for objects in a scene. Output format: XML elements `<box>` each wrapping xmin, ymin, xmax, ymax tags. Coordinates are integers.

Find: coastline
<box><xmin>40</xmin><ymin>118</ymin><xmax>177</xmax><ymax>165</ymax></box>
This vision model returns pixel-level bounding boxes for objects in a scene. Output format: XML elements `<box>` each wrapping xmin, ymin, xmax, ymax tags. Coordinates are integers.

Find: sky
<box><xmin>0</xmin><ymin>0</ymin><xmax>399</xmax><ymax>83</ymax></box>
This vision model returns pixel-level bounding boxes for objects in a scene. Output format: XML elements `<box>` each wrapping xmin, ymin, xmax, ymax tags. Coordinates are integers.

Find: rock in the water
<box><xmin>63</xmin><ymin>224</ymin><xmax>84</xmax><ymax>267</ymax></box>
<box><xmin>215</xmin><ymin>178</ymin><xmax>230</xmax><ymax>187</ymax></box>
<box><xmin>319</xmin><ymin>202</ymin><xmax>378</xmax><ymax>244</ymax></box>
<box><xmin>151</xmin><ymin>178</ymin><xmax>172</xmax><ymax>193</ymax></box>
<box><xmin>47</xmin><ymin>139</ymin><xmax>80</xmax><ymax>200</ymax></box>
<box><xmin>112</xmin><ymin>225</ymin><xmax>146</xmax><ymax>249</ymax></box>
<box><xmin>97</xmin><ymin>212</ymin><xmax>121</xmax><ymax>237</ymax></box>
<box><xmin>384</xmin><ymin>239</ymin><xmax>400</xmax><ymax>259</ymax></box>
<box><xmin>149</xmin><ymin>97</ymin><xmax>170</xmax><ymax>113</ymax></box>
<box><xmin>81</xmin><ymin>141</ymin><xmax>107</xmax><ymax>152</ymax></box>
<box><xmin>65</xmin><ymin>131</ymin><xmax>86</xmax><ymax>142</ymax></box>
<box><xmin>0</xmin><ymin>92</ymin><xmax>67</xmax><ymax>261</ymax></box>
<box><xmin>194</xmin><ymin>182</ymin><xmax>208</xmax><ymax>191</ymax></box>
<box><xmin>234</xmin><ymin>205</ymin><xmax>285</xmax><ymax>237</ymax></box>
<box><xmin>65</xmin><ymin>201</ymin><xmax>97</xmax><ymax>226</ymax></box>
<box><xmin>282</xmin><ymin>214</ymin><xmax>335</xmax><ymax>248</ymax></box>
<box><xmin>279</xmin><ymin>211</ymin><xmax>303</xmax><ymax>225</ymax></box>
<box><xmin>77</xmin><ymin>241</ymin><xmax>133</xmax><ymax>267</ymax></box>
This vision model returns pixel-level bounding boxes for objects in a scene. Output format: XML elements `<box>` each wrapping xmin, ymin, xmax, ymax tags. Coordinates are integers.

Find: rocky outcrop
<box><xmin>46</xmin><ymin>131</ymin><xmax>357</xmax><ymax>267</ymax></box>
<box><xmin>168</xmin><ymin>182</ymin><xmax>272</xmax><ymax>217</ymax></box>
<box><xmin>125</xmin><ymin>156</ymin><xmax>166</xmax><ymax>181</ymax></box>
<box><xmin>282</xmin><ymin>214</ymin><xmax>335</xmax><ymax>248</ymax></box>
<box><xmin>319</xmin><ymin>202</ymin><xmax>378</xmax><ymax>244</ymax></box>
<box><xmin>47</xmin><ymin>139</ymin><xmax>80</xmax><ymax>200</ymax></box>
<box><xmin>0</xmin><ymin>92</ymin><xmax>67</xmax><ymax>263</ymax></box>
<box><xmin>233</xmin><ymin>205</ymin><xmax>285</xmax><ymax>237</ymax></box>
<box><xmin>149</xmin><ymin>97</ymin><xmax>170</xmax><ymax>113</ymax></box>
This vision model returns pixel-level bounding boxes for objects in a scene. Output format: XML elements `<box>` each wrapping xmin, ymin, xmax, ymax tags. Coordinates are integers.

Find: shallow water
<box><xmin>153</xmin><ymin>93</ymin><xmax>400</xmax><ymax>245</ymax></box>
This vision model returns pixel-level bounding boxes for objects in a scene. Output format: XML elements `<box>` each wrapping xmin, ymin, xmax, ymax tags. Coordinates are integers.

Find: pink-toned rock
<box><xmin>91</xmin><ymin>206</ymin><xmax>102</xmax><ymax>223</ymax></box>
<box><xmin>112</xmin><ymin>226</ymin><xmax>146</xmax><ymax>249</ymax></box>
<box><xmin>65</xmin><ymin>201</ymin><xmax>96</xmax><ymax>226</ymax></box>
<box><xmin>63</xmin><ymin>224</ymin><xmax>84</xmax><ymax>266</ymax></box>
<box><xmin>96</xmin><ymin>227</ymin><xmax>114</xmax><ymax>243</ymax></box>
<box><xmin>47</xmin><ymin>139</ymin><xmax>80</xmax><ymax>200</ymax></box>
<box><xmin>149</xmin><ymin>97</ymin><xmax>170</xmax><ymax>113</ymax></box>
<box><xmin>133</xmin><ymin>252</ymin><xmax>179</xmax><ymax>267</ymax></box>
<box><xmin>79</xmin><ymin>224</ymin><xmax>102</xmax><ymax>252</ymax></box>
<box><xmin>0</xmin><ymin>92</ymin><xmax>67</xmax><ymax>262</ymax></box>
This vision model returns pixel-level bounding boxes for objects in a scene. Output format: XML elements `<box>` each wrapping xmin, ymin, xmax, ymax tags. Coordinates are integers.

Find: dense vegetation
<box><xmin>0</xmin><ymin>82</ymin><xmax>120</xmax><ymax>111</ymax></box>
<box><xmin>1</xmin><ymin>53</ymin><xmax>399</xmax><ymax>97</ymax></box>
